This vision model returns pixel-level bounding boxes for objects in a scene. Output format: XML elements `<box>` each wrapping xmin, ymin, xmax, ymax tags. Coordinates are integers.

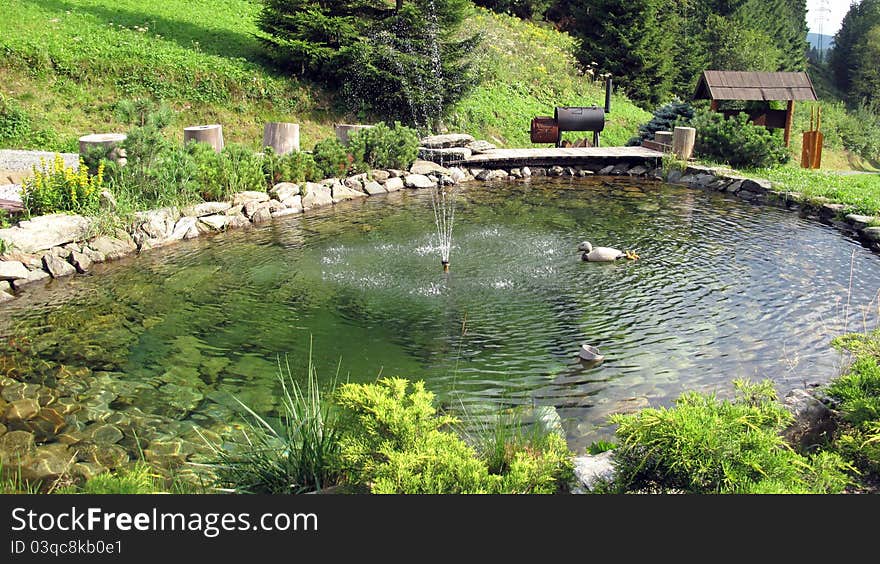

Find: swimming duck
<box><xmin>579</xmin><ymin>241</ymin><xmax>624</xmax><ymax>262</ymax></box>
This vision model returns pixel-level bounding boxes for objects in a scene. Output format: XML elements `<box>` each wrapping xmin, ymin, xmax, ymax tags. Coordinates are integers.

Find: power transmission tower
<box><xmin>816</xmin><ymin>0</ymin><xmax>831</xmax><ymax>63</ymax></box>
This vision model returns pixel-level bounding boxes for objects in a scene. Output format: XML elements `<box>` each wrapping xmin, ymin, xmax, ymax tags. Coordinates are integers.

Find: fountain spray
<box><xmin>431</xmin><ymin>183</ymin><xmax>456</xmax><ymax>272</ymax></box>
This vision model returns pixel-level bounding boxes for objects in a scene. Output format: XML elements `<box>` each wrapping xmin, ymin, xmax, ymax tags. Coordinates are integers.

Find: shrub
<box><xmin>627</xmin><ymin>100</ymin><xmax>695</xmax><ymax>146</ymax></box>
<box><xmin>688</xmin><ymin>109</ymin><xmax>790</xmax><ymax>169</ymax></box>
<box><xmin>335</xmin><ymin>377</ymin><xmax>573</xmax><ymax>494</ymax></box>
<box><xmin>347</xmin><ymin>122</ymin><xmax>420</xmax><ymax>172</ymax></box>
<box><xmin>607</xmin><ymin>379</ymin><xmax>851</xmax><ymax>494</ymax></box>
<box><xmin>205</xmin><ymin>356</ymin><xmax>343</xmax><ymax>494</ymax></box>
<box><xmin>189</xmin><ymin>143</ymin><xmax>266</xmax><ymax>201</ymax></box>
<box><xmin>262</xmin><ymin>147</ymin><xmax>321</xmax><ymax>184</ymax></box>
<box><xmin>56</xmin><ymin>462</ymin><xmax>161</xmax><ymax>494</ymax></box>
<box><xmin>312</xmin><ymin>138</ymin><xmax>353</xmax><ymax>180</ymax></box>
<box><xmin>0</xmin><ymin>93</ymin><xmax>30</xmax><ymax>142</ymax></box>
<box><xmin>22</xmin><ymin>154</ymin><xmax>104</xmax><ymax>215</ymax></box>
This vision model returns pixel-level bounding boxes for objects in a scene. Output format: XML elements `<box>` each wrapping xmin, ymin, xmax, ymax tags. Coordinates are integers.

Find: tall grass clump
<box><xmin>606</xmin><ymin>379</ymin><xmax>851</xmax><ymax>494</ymax></box>
<box><xmin>204</xmin><ymin>354</ymin><xmax>343</xmax><ymax>494</ymax></box>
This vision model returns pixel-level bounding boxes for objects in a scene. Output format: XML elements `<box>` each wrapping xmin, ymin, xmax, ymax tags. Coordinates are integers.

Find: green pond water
<box><xmin>2</xmin><ymin>178</ymin><xmax>880</xmax><ymax>455</ymax></box>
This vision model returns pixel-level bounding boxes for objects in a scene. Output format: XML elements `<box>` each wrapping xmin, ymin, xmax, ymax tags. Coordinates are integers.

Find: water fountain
<box><xmin>430</xmin><ymin>182</ymin><xmax>457</xmax><ymax>272</ymax></box>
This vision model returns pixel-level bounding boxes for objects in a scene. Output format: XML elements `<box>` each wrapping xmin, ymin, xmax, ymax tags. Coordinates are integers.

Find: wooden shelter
<box><xmin>693</xmin><ymin>70</ymin><xmax>818</xmax><ymax>146</ymax></box>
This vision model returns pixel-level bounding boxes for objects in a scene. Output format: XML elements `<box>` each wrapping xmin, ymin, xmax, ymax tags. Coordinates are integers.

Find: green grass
<box><xmin>449</xmin><ymin>8</ymin><xmax>651</xmax><ymax>147</ymax></box>
<box><xmin>745</xmin><ymin>166</ymin><xmax>880</xmax><ymax>216</ymax></box>
<box><xmin>0</xmin><ymin>1</ymin><xmax>651</xmax><ymax>154</ymax></box>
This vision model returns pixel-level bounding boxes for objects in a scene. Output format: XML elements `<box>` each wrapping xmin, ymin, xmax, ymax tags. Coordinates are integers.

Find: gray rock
<box><xmin>821</xmin><ymin>203</ymin><xmax>847</xmax><ymax>220</ymax></box>
<box><xmin>610</xmin><ymin>164</ymin><xmax>631</xmax><ymax>176</ymax></box>
<box><xmin>224</xmin><ymin>205</ymin><xmax>244</xmax><ymax>216</ymax></box>
<box><xmin>268</xmin><ymin>182</ymin><xmax>300</xmax><ymax>202</ymax></box>
<box><xmin>0</xmin><ymin>430</ymin><xmax>36</xmax><ymax>461</ymax></box>
<box><xmin>0</xmin><ymin>214</ymin><xmax>92</xmax><ymax>254</ymax></box>
<box><xmin>476</xmin><ymin>169</ymin><xmax>509</xmax><ymax>181</ymax></box>
<box><xmin>384</xmin><ymin>177</ymin><xmax>404</xmax><ymax>192</ymax></box>
<box><xmin>363</xmin><ymin>181</ymin><xmax>386</xmax><ymax>196</ymax></box>
<box><xmin>281</xmin><ymin>195</ymin><xmax>303</xmax><ymax>213</ymax></box>
<box><xmin>232</xmin><ymin>191</ymin><xmax>270</xmax><ymax>206</ymax></box>
<box><xmin>862</xmin><ymin>227</ymin><xmax>880</xmax><ymax>242</ymax></box>
<box><xmin>521</xmin><ymin>167</ymin><xmax>532</xmax><ymax>178</ymax></box>
<box><xmin>332</xmin><ymin>182</ymin><xmax>367</xmax><ymax>203</ymax></box>
<box><xmin>243</xmin><ymin>199</ymin><xmax>265</xmax><ymax>218</ymax></box>
<box><xmin>740</xmin><ymin>178</ymin><xmax>771</xmax><ymax>193</ymax></box>
<box><xmin>42</xmin><ymin>254</ymin><xmax>76</xmax><ymax>278</ymax></box>
<box><xmin>69</xmin><ymin>251</ymin><xmax>92</xmax><ymax>273</ymax></box>
<box><xmin>86</xmin><ymin>424</ymin><xmax>124</xmax><ymax>444</ymax></box>
<box><xmin>571</xmin><ymin>451</ymin><xmax>616</xmax><ymax>494</ymax></box>
<box><xmin>49</xmin><ymin>246</ymin><xmax>72</xmax><ymax>260</ymax></box>
<box><xmin>466</xmin><ymin>140</ymin><xmax>497</xmax><ymax>153</ymax></box>
<box><xmin>418</xmin><ymin>146</ymin><xmax>472</xmax><ymax>163</ymax></box>
<box><xmin>510</xmin><ymin>168</ymin><xmax>522</xmax><ymax>179</ymax></box>
<box><xmin>370</xmin><ymin>170</ymin><xmax>391</xmax><ymax>183</ymax></box>
<box><xmin>88</xmin><ymin>235</ymin><xmax>136</xmax><ymax>260</ymax></box>
<box><xmin>226</xmin><ymin>214</ymin><xmax>251</xmax><ymax>230</ymax></box>
<box><xmin>301</xmin><ymin>183</ymin><xmax>333</xmax><ymax>210</ymax></box>
<box><xmin>548</xmin><ymin>166</ymin><xmax>564</xmax><ymax>176</ymax></box>
<box><xmin>448</xmin><ymin>167</ymin><xmax>467</xmax><ymax>183</ymax></box>
<box><xmin>0</xmin><ymin>260</ymin><xmax>29</xmax><ymax>281</ymax></box>
<box><xmin>666</xmin><ymin>170</ymin><xmax>683</xmax><ymax>183</ymax></box>
<box><xmin>404</xmin><ymin>174</ymin><xmax>436</xmax><ymax>189</ymax></box>
<box><xmin>419</xmin><ymin>133</ymin><xmax>475</xmax><ymax>149</ymax></box>
<box><xmin>846</xmin><ymin>214</ymin><xmax>875</xmax><ymax>229</ymax></box>
<box><xmin>99</xmin><ymin>189</ymin><xmax>117</xmax><ymax>210</ymax></box>
<box><xmin>597</xmin><ymin>165</ymin><xmax>615</xmax><ymax>175</ymax></box>
<box><xmin>11</xmin><ymin>268</ymin><xmax>50</xmax><ymax>289</ymax></box>
<box><xmin>182</xmin><ymin>201</ymin><xmax>231</xmax><ymax>217</ymax></box>
<box><xmin>409</xmin><ymin>160</ymin><xmax>452</xmax><ymax>176</ymax></box>
<box><xmin>251</xmin><ymin>206</ymin><xmax>272</xmax><ymax>224</ymax></box>
<box><xmin>198</xmin><ymin>215</ymin><xmax>229</xmax><ymax>232</ymax></box>
<box><xmin>782</xmin><ymin>388</ymin><xmax>836</xmax><ymax>449</ymax></box>
<box><xmin>271</xmin><ymin>208</ymin><xmax>302</xmax><ymax>218</ymax></box>
<box><xmin>133</xmin><ymin>207</ymin><xmax>177</xmax><ymax>241</ymax></box>
<box><xmin>170</xmin><ymin>217</ymin><xmax>200</xmax><ymax>241</ymax></box>
<box><xmin>344</xmin><ymin>177</ymin><xmax>363</xmax><ymax>191</ymax></box>
<box><xmin>266</xmin><ymin>199</ymin><xmax>284</xmax><ymax>212</ymax></box>
<box><xmin>628</xmin><ymin>165</ymin><xmax>648</xmax><ymax>176</ymax></box>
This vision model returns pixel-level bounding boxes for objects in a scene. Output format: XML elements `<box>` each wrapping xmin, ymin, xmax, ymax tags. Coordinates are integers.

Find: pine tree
<box><xmin>257</xmin><ymin>0</ymin><xmax>477</xmax><ymax>130</ymax></box>
<box><xmin>829</xmin><ymin>0</ymin><xmax>880</xmax><ymax>102</ymax></box>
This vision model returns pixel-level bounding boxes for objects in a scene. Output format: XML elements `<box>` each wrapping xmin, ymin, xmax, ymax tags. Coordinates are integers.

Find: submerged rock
<box><xmin>570</xmin><ymin>451</ymin><xmax>616</xmax><ymax>494</ymax></box>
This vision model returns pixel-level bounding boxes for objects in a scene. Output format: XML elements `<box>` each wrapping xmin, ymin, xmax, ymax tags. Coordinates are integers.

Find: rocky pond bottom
<box><xmin>2</xmin><ymin>177</ymin><xmax>880</xmax><ymax>486</ymax></box>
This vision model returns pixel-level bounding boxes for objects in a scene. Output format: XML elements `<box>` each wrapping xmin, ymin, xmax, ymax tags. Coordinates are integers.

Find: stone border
<box><xmin>2</xmin><ymin>155</ymin><xmax>876</xmax><ymax>303</ymax></box>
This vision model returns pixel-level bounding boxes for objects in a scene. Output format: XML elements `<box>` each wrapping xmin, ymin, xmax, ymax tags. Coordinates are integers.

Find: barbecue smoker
<box><xmin>530</xmin><ymin>78</ymin><xmax>613</xmax><ymax>147</ymax></box>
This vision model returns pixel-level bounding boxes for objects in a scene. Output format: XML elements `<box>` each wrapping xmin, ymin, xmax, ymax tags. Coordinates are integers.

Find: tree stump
<box><xmin>263</xmin><ymin>122</ymin><xmax>300</xmax><ymax>155</ymax></box>
<box><xmin>334</xmin><ymin>124</ymin><xmax>373</xmax><ymax>146</ymax></box>
<box><xmin>79</xmin><ymin>133</ymin><xmax>127</xmax><ymax>165</ymax></box>
<box><xmin>672</xmin><ymin>127</ymin><xmax>696</xmax><ymax>160</ymax></box>
<box><xmin>184</xmin><ymin>124</ymin><xmax>224</xmax><ymax>153</ymax></box>
<box><xmin>654</xmin><ymin>131</ymin><xmax>673</xmax><ymax>147</ymax></box>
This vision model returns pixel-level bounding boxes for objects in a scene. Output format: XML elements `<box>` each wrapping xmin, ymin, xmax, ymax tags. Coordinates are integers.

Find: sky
<box><xmin>806</xmin><ymin>0</ymin><xmax>855</xmax><ymax>36</ymax></box>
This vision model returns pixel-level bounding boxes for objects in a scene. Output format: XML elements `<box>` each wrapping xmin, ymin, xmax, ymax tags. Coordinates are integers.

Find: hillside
<box><xmin>0</xmin><ymin>1</ymin><xmax>650</xmax><ymax>153</ymax></box>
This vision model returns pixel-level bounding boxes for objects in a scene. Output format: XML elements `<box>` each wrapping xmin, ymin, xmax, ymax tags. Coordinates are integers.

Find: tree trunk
<box><xmin>334</xmin><ymin>124</ymin><xmax>373</xmax><ymax>146</ymax></box>
<box><xmin>262</xmin><ymin>122</ymin><xmax>300</xmax><ymax>155</ymax></box>
<box><xmin>184</xmin><ymin>124</ymin><xmax>224</xmax><ymax>153</ymax></box>
<box><xmin>396</xmin><ymin>0</ymin><xmax>403</xmax><ymax>10</ymax></box>
<box><xmin>672</xmin><ymin>126</ymin><xmax>696</xmax><ymax>161</ymax></box>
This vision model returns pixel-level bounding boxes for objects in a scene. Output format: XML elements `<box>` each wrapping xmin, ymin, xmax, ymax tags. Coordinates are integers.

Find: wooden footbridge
<box><xmin>447</xmin><ymin>146</ymin><xmax>665</xmax><ymax>169</ymax></box>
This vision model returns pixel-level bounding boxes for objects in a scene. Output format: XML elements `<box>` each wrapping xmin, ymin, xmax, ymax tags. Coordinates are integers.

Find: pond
<box><xmin>2</xmin><ymin>177</ymin><xmax>879</xmax><ymax>458</ymax></box>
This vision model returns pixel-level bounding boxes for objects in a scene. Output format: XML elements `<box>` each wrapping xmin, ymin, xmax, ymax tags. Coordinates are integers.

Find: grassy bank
<box><xmin>0</xmin><ymin>1</ymin><xmax>650</xmax><ymax>153</ymax></box>
<box><xmin>747</xmin><ymin>166</ymin><xmax>880</xmax><ymax>216</ymax></box>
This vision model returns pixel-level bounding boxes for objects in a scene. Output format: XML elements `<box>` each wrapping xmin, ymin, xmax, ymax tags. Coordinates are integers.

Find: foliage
<box><xmin>688</xmin><ymin>110</ymin><xmax>790</xmax><ymax>169</ymax></box>
<box><xmin>826</xmin><ymin>331</ymin><xmax>880</xmax><ymax>482</ymax></box>
<box><xmin>261</xmin><ymin>147</ymin><xmax>321</xmax><ymax>184</ymax></box>
<box><xmin>829</xmin><ymin>0</ymin><xmax>880</xmax><ymax>107</ymax></box>
<box><xmin>607</xmin><ymin>379</ymin><xmax>851</xmax><ymax>494</ymax></box>
<box><xmin>627</xmin><ymin>100</ymin><xmax>695</xmax><ymax>146</ymax></box>
<box><xmin>346</xmin><ymin>122</ymin><xmax>420</xmax><ymax>172</ymax></box>
<box><xmin>55</xmin><ymin>462</ymin><xmax>162</xmax><ymax>494</ymax></box>
<box><xmin>335</xmin><ymin>378</ymin><xmax>573</xmax><ymax>494</ymax></box>
<box><xmin>22</xmin><ymin>154</ymin><xmax>104</xmax><ymax>215</ymax></box>
<box><xmin>472</xmin><ymin>0</ymin><xmax>553</xmax><ymax>20</ymax></box>
<box><xmin>189</xmin><ymin>143</ymin><xmax>266</xmax><ymax>201</ymax></box>
<box><xmin>206</xmin><ymin>355</ymin><xmax>343</xmax><ymax>494</ymax></box>
<box><xmin>0</xmin><ymin>93</ymin><xmax>31</xmax><ymax>142</ymax></box>
<box><xmin>701</xmin><ymin>14</ymin><xmax>782</xmax><ymax>72</ymax></box>
<box><xmin>258</xmin><ymin>0</ymin><xmax>478</xmax><ymax>130</ymax></box>
<box><xmin>312</xmin><ymin>138</ymin><xmax>353</xmax><ymax>180</ymax></box>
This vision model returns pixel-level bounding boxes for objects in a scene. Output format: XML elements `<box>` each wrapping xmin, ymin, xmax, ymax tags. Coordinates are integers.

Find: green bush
<box><xmin>335</xmin><ymin>377</ymin><xmax>573</xmax><ymax>494</ymax></box>
<box><xmin>347</xmin><ymin>122</ymin><xmax>420</xmax><ymax>172</ymax></box>
<box><xmin>0</xmin><ymin>94</ymin><xmax>31</xmax><ymax>142</ymax></box>
<box><xmin>22</xmin><ymin>154</ymin><xmax>104</xmax><ymax>215</ymax></box>
<box><xmin>688</xmin><ymin>109</ymin><xmax>790</xmax><ymax>169</ymax></box>
<box><xmin>56</xmin><ymin>462</ymin><xmax>162</xmax><ymax>494</ymax></box>
<box><xmin>262</xmin><ymin>147</ymin><xmax>321</xmax><ymax>184</ymax></box>
<box><xmin>189</xmin><ymin>143</ymin><xmax>265</xmax><ymax>201</ymax></box>
<box><xmin>607</xmin><ymin>379</ymin><xmax>851</xmax><ymax>494</ymax></box>
<box><xmin>312</xmin><ymin>138</ymin><xmax>353</xmax><ymax>180</ymax></box>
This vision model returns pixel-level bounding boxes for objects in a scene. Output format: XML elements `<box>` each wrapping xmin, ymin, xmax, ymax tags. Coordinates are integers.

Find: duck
<box><xmin>578</xmin><ymin>343</ymin><xmax>605</xmax><ymax>363</ymax></box>
<box><xmin>579</xmin><ymin>241</ymin><xmax>626</xmax><ymax>262</ymax></box>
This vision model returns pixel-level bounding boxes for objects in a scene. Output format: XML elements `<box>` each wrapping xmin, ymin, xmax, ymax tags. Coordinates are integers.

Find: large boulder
<box><xmin>384</xmin><ymin>177</ymin><xmax>404</xmax><ymax>193</ymax></box>
<box><xmin>301</xmin><ymin>183</ymin><xmax>333</xmax><ymax>210</ymax></box>
<box><xmin>42</xmin><ymin>254</ymin><xmax>76</xmax><ymax>278</ymax></box>
<box><xmin>404</xmin><ymin>174</ymin><xmax>436</xmax><ymax>189</ymax></box>
<box><xmin>269</xmin><ymin>182</ymin><xmax>300</xmax><ymax>202</ymax></box>
<box><xmin>0</xmin><ymin>214</ymin><xmax>92</xmax><ymax>254</ymax></box>
<box><xmin>782</xmin><ymin>388</ymin><xmax>836</xmax><ymax>449</ymax></box>
<box><xmin>419</xmin><ymin>133</ymin><xmax>475</xmax><ymax>149</ymax></box>
<box><xmin>181</xmin><ymin>201</ymin><xmax>231</xmax><ymax>217</ymax></box>
<box><xmin>418</xmin><ymin>147</ymin><xmax>472</xmax><ymax>164</ymax></box>
<box><xmin>87</xmin><ymin>234</ymin><xmax>136</xmax><ymax>260</ymax></box>
<box><xmin>0</xmin><ymin>260</ymin><xmax>29</xmax><ymax>281</ymax></box>
<box><xmin>232</xmin><ymin>191</ymin><xmax>270</xmax><ymax>206</ymax></box>
<box><xmin>331</xmin><ymin>181</ymin><xmax>367</xmax><ymax>203</ymax></box>
<box><xmin>409</xmin><ymin>159</ymin><xmax>451</xmax><ymax>176</ymax></box>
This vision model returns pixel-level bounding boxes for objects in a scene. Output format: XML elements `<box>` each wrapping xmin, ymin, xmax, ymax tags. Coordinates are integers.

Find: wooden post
<box><xmin>78</xmin><ymin>133</ymin><xmax>127</xmax><ymax>165</ymax></box>
<box><xmin>262</xmin><ymin>122</ymin><xmax>300</xmax><ymax>155</ymax></box>
<box><xmin>784</xmin><ymin>100</ymin><xmax>794</xmax><ymax>147</ymax></box>
<box><xmin>184</xmin><ymin>124</ymin><xmax>224</xmax><ymax>152</ymax></box>
<box><xmin>654</xmin><ymin>131</ymin><xmax>673</xmax><ymax>146</ymax></box>
<box><xmin>672</xmin><ymin>126</ymin><xmax>696</xmax><ymax>160</ymax></box>
<box><xmin>710</xmin><ymin>99</ymin><xmax>719</xmax><ymax>112</ymax></box>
